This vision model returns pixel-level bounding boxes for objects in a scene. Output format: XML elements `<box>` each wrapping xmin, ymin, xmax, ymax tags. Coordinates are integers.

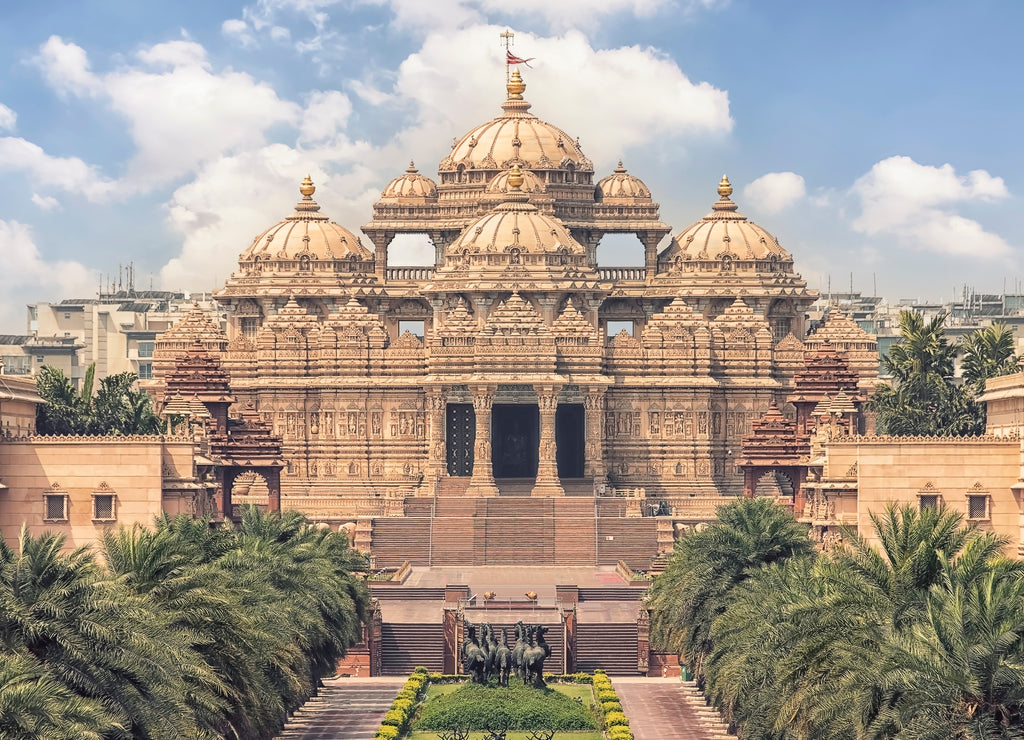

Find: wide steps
<box><xmin>371</xmin><ymin>519</ymin><xmax>430</xmax><ymax>567</ymax></box>
<box><xmin>380</xmin><ymin>623</ymin><xmax>445</xmax><ymax>674</ymax></box>
<box><xmin>576</xmin><ymin>623</ymin><xmax>639</xmax><ymax>675</ymax></box>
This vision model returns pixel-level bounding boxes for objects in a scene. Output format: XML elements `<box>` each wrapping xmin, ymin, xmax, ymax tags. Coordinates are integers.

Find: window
<box><xmin>967</xmin><ymin>494</ymin><xmax>989</xmax><ymax>520</ymax></box>
<box><xmin>241</xmin><ymin>317</ymin><xmax>259</xmax><ymax>340</ymax></box>
<box><xmin>64</xmin><ymin>312</ymin><xmax>71</xmax><ymax>319</ymax></box>
<box><xmin>36</xmin><ymin>356</ymin><xmax>44</xmax><ymax>363</ymax></box>
<box><xmin>771</xmin><ymin>318</ymin><xmax>792</xmax><ymax>342</ymax></box>
<box><xmin>138</xmin><ymin>363</ymin><xmax>153</xmax><ymax>380</ymax></box>
<box><xmin>2</xmin><ymin>356</ymin><xmax>31</xmax><ymax>375</ymax></box>
<box><xmin>44</xmin><ymin>493</ymin><xmax>68</xmax><ymax>521</ymax></box>
<box><xmin>607</xmin><ymin>320</ymin><xmax>634</xmax><ymax>337</ymax></box>
<box><xmin>398</xmin><ymin>320</ymin><xmax>425</xmax><ymax>339</ymax></box>
<box><xmin>92</xmin><ymin>493</ymin><xmax>116</xmax><ymax>521</ymax></box>
<box><xmin>918</xmin><ymin>494</ymin><xmax>940</xmax><ymax>511</ymax></box>
<box><xmin>137</xmin><ymin>341</ymin><xmax>154</xmax><ymax>358</ymax></box>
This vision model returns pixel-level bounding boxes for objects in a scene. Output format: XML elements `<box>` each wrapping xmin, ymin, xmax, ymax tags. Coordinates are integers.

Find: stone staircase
<box><xmin>575</xmin><ymin>622</ymin><xmax>639</xmax><ymax>675</ymax></box>
<box><xmin>369</xmin><ymin>494</ymin><xmax>659</xmax><ymax>569</ymax></box>
<box><xmin>275</xmin><ymin>678</ymin><xmax>406</xmax><ymax>740</ymax></box>
<box><xmin>380</xmin><ymin>623</ymin><xmax>445</xmax><ymax>674</ymax></box>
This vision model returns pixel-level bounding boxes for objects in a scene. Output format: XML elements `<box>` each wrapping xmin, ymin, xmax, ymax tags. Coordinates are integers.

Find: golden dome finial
<box><xmin>508</xmin><ymin>163</ymin><xmax>524</xmax><ymax>191</ymax></box>
<box><xmin>300</xmin><ymin>174</ymin><xmax>315</xmax><ymax>197</ymax></box>
<box><xmin>507</xmin><ymin>69</ymin><xmax>526</xmax><ymax>100</ymax></box>
<box><xmin>717</xmin><ymin>174</ymin><xmax>733</xmax><ymax>199</ymax></box>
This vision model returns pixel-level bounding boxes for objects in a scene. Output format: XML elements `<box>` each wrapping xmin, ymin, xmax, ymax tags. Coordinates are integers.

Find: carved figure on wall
<box><xmin>323</xmin><ymin>412</ymin><xmax>334</xmax><ymax>437</ymax></box>
<box><xmin>698</xmin><ymin>412</ymin><xmax>708</xmax><ymax>435</ymax></box>
<box><xmin>371</xmin><ymin>412</ymin><xmax>382</xmax><ymax>437</ymax></box>
<box><xmin>309</xmin><ymin>414</ymin><xmax>319</xmax><ymax>434</ymax></box>
<box><xmin>348</xmin><ymin>412</ymin><xmax>358</xmax><ymax>435</ymax></box>
<box><xmin>650</xmin><ymin>412</ymin><xmax>660</xmax><ymax>435</ymax></box>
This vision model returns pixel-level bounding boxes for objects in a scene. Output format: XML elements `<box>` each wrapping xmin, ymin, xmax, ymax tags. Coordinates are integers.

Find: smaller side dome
<box><xmin>487</xmin><ymin>167</ymin><xmax>546</xmax><ymax>194</ymax></box>
<box><xmin>662</xmin><ymin>175</ymin><xmax>792</xmax><ymax>264</ymax></box>
<box><xmin>597</xmin><ymin>162</ymin><xmax>652</xmax><ymax>201</ymax></box>
<box><xmin>381</xmin><ymin>161</ymin><xmax>438</xmax><ymax>200</ymax></box>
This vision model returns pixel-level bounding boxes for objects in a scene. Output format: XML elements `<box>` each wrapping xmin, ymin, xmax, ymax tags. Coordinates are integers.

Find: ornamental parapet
<box><xmin>831</xmin><ymin>433</ymin><xmax>1019</xmax><ymax>444</ymax></box>
<box><xmin>0</xmin><ymin>433</ymin><xmax>191</xmax><ymax>444</ymax></box>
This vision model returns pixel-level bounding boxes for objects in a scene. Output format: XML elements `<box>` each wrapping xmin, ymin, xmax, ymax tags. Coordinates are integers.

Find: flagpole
<box><xmin>500</xmin><ymin>29</ymin><xmax>514</xmax><ymax>85</ymax></box>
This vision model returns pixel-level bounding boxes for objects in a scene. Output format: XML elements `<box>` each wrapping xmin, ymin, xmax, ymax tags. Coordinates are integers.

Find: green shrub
<box><xmin>597</xmin><ymin>688</ymin><xmax>618</xmax><ymax>702</ymax></box>
<box><xmin>413</xmin><ymin>679</ymin><xmax>598</xmax><ymax>731</ymax></box>
<box><xmin>396</xmin><ymin>689</ymin><xmax>417</xmax><ymax>702</ymax></box>
<box><xmin>374</xmin><ymin>727</ymin><xmax>399</xmax><ymax>740</ymax></box>
<box><xmin>605</xmin><ymin>711</ymin><xmax>629</xmax><ymax>727</ymax></box>
<box><xmin>392</xmin><ymin>698</ymin><xmax>413</xmax><ymax>714</ymax></box>
<box><xmin>601</xmin><ymin>701</ymin><xmax>623</xmax><ymax>714</ymax></box>
<box><xmin>609</xmin><ymin>727</ymin><xmax>634</xmax><ymax>740</ymax></box>
<box><xmin>413</xmin><ymin>666</ymin><xmax>429</xmax><ymax>675</ymax></box>
<box><xmin>381</xmin><ymin>709</ymin><xmax>405</xmax><ymax>727</ymax></box>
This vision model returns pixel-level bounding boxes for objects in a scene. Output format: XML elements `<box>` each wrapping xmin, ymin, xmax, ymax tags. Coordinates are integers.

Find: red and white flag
<box><xmin>506</xmin><ymin>50</ymin><xmax>535</xmax><ymax>68</ymax></box>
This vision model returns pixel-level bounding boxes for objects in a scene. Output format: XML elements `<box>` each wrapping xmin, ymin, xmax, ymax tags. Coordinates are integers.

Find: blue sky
<box><xmin>1</xmin><ymin>0</ymin><xmax>1021</xmax><ymax>332</ymax></box>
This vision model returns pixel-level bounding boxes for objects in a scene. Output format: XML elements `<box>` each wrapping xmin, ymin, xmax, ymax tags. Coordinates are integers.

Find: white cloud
<box><xmin>34</xmin><ymin>36</ymin><xmax>101</xmax><ymax>97</ymax></box>
<box><xmin>30</xmin><ymin>194</ymin><xmax>61</xmax><ymax>211</ymax></box>
<box><xmin>851</xmin><ymin>156</ymin><xmax>1010</xmax><ymax>257</ymax></box>
<box><xmin>137</xmin><ymin>40</ymin><xmax>210</xmax><ymax>69</ymax></box>
<box><xmin>0</xmin><ymin>137</ymin><xmax>115</xmax><ymax>201</ymax></box>
<box><xmin>0</xmin><ymin>220</ymin><xmax>95</xmax><ymax>330</ymax></box>
<box><xmin>222</xmin><ymin>18</ymin><xmax>256</xmax><ymax>48</ymax></box>
<box><xmin>743</xmin><ymin>172</ymin><xmax>806</xmax><ymax>213</ymax></box>
<box><xmin>392</xmin><ymin>28</ymin><xmax>731</xmax><ymax>171</ymax></box>
<box><xmin>0</xmin><ymin>103</ymin><xmax>16</xmax><ymax>132</ymax></box>
<box><xmin>299</xmin><ymin>90</ymin><xmax>353</xmax><ymax>143</ymax></box>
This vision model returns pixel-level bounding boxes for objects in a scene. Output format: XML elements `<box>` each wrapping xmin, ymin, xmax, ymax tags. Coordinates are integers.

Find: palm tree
<box><xmin>647</xmin><ymin>497</ymin><xmax>812</xmax><ymax>684</ymax></box>
<box><xmin>960</xmin><ymin>323</ymin><xmax>1019</xmax><ymax>394</ymax></box>
<box><xmin>872</xmin><ymin>310</ymin><xmax>984</xmax><ymax>436</ymax></box>
<box><xmin>0</xmin><ymin>526</ymin><xmax>209</xmax><ymax>739</ymax></box>
<box><xmin>0</xmin><ymin>652</ymin><xmax>112</xmax><ymax>740</ymax></box>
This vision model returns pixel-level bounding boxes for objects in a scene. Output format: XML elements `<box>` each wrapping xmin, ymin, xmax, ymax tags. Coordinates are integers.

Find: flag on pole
<box><xmin>506</xmin><ymin>50</ymin><xmax>535</xmax><ymax>68</ymax></box>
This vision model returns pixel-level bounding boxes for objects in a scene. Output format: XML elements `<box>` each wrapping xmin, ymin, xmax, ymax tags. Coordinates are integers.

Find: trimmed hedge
<box><xmin>372</xmin><ymin>668</ymin><xmax>429</xmax><ymax>739</ymax></box>
<box><xmin>413</xmin><ymin>679</ymin><xmax>599</xmax><ymax>732</ymax></box>
<box><xmin>593</xmin><ymin>674</ymin><xmax>634</xmax><ymax>740</ymax></box>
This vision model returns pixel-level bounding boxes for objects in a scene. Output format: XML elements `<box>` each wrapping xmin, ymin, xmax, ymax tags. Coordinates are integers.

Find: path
<box><xmin>613</xmin><ymin>677</ymin><xmax>732</xmax><ymax>740</ymax></box>
<box><xmin>277</xmin><ymin>677</ymin><xmax>405</xmax><ymax>740</ymax></box>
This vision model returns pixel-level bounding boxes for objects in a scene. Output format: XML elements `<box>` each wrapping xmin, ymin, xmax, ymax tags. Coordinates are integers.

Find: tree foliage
<box><xmin>871</xmin><ymin>311</ymin><xmax>988</xmax><ymax>436</ymax></box>
<box><xmin>650</xmin><ymin>500</ymin><xmax>1024</xmax><ymax>739</ymax></box>
<box><xmin>35</xmin><ymin>365</ymin><xmax>161</xmax><ymax>436</ymax></box>
<box><xmin>0</xmin><ymin>508</ymin><xmax>370</xmax><ymax>739</ymax></box>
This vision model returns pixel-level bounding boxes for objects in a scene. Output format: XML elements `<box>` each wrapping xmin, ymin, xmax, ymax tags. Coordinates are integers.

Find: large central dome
<box><xmin>439</xmin><ymin>70</ymin><xmax>593</xmax><ymax>176</ymax></box>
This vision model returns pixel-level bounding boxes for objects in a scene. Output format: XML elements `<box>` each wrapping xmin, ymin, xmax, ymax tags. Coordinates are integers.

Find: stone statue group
<box><xmin>461</xmin><ymin>620</ymin><xmax>551</xmax><ymax>687</ymax></box>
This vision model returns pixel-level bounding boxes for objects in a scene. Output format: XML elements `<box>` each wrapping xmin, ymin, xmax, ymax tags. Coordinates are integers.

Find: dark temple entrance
<box><xmin>446</xmin><ymin>404</ymin><xmax>475</xmax><ymax>476</ymax></box>
<box><xmin>555</xmin><ymin>404</ymin><xmax>585</xmax><ymax>479</ymax></box>
<box><xmin>491</xmin><ymin>404</ymin><xmax>539</xmax><ymax>478</ymax></box>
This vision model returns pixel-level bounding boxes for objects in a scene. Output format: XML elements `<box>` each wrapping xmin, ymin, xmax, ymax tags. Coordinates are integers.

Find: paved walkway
<box><xmin>276</xmin><ymin>677</ymin><xmax>405</xmax><ymax>740</ymax></box>
<box><xmin>613</xmin><ymin>677</ymin><xmax>732</xmax><ymax>740</ymax></box>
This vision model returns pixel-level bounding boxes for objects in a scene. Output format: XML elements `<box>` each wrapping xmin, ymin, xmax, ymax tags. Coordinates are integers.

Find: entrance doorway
<box><xmin>491</xmin><ymin>404</ymin><xmax>539</xmax><ymax>478</ymax></box>
<box><xmin>555</xmin><ymin>404</ymin><xmax>585</xmax><ymax>478</ymax></box>
<box><xmin>446</xmin><ymin>404</ymin><xmax>475</xmax><ymax>476</ymax></box>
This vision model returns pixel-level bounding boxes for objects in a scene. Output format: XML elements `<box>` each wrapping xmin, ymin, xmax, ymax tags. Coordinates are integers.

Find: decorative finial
<box><xmin>717</xmin><ymin>174</ymin><xmax>733</xmax><ymax>199</ymax></box>
<box><xmin>507</xmin><ymin>69</ymin><xmax>526</xmax><ymax>100</ymax></box>
<box><xmin>614</xmin><ymin>160</ymin><xmax>627</xmax><ymax>173</ymax></box>
<box><xmin>406</xmin><ymin>160</ymin><xmax>417</xmax><ymax>173</ymax></box>
<box><xmin>300</xmin><ymin>174</ymin><xmax>315</xmax><ymax>197</ymax></box>
<box><xmin>508</xmin><ymin>163</ymin><xmax>524</xmax><ymax>191</ymax></box>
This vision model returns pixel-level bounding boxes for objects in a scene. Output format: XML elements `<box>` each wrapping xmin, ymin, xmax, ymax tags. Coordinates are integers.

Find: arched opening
<box><xmin>754</xmin><ymin>470</ymin><xmax>795</xmax><ymax>499</ymax></box>
<box><xmin>231</xmin><ymin>471</ymin><xmax>270</xmax><ymax>510</ymax></box>
<box><xmin>595</xmin><ymin>233</ymin><xmax>646</xmax><ymax>267</ymax></box>
<box><xmin>388</xmin><ymin>233</ymin><xmax>435</xmax><ymax>266</ymax></box>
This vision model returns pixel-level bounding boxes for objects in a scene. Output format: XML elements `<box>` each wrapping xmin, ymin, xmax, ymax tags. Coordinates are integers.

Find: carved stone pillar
<box><xmin>532</xmin><ymin>385</ymin><xmax>564</xmax><ymax>496</ymax></box>
<box><xmin>266</xmin><ymin>468</ymin><xmax>281</xmax><ymax>512</ymax></box>
<box><xmin>466</xmin><ymin>386</ymin><xmax>498</xmax><ymax>496</ymax></box>
<box><xmin>426</xmin><ymin>388</ymin><xmax>447</xmax><ymax>482</ymax></box>
<box><xmin>583</xmin><ymin>388</ymin><xmax>607</xmax><ymax>483</ymax></box>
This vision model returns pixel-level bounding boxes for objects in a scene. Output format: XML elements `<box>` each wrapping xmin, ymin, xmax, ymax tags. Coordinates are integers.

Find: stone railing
<box><xmin>232</xmin><ymin>494</ymin><xmax>390</xmax><ymax>519</ymax></box>
<box><xmin>386</xmin><ymin>266</ymin><xmax>435</xmax><ymax>281</ymax></box>
<box><xmin>599</xmin><ymin>266</ymin><xmax>646</xmax><ymax>281</ymax></box>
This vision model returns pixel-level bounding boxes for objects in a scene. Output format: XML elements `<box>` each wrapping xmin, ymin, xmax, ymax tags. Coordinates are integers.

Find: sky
<box><xmin>1</xmin><ymin>0</ymin><xmax>1022</xmax><ymax>333</ymax></box>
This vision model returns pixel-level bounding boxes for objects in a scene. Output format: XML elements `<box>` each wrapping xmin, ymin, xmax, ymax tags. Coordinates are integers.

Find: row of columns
<box><xmin>427</xmin><ymin>384</ymin><xmax>607</xmax><ymax>497</ymax></box>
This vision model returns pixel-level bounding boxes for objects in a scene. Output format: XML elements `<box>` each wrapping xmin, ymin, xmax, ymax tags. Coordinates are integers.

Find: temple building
<box><xmin>155</xmin><ymin>68</ymin><xmax>875</xmax><ymax>523</ymax></box>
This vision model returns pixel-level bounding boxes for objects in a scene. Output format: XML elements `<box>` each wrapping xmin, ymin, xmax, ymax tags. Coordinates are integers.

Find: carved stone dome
<box><xmin>446</xmin><ymin>169</ymin><xmax>586</xmax><ymax>260</ymax></box>
<box><xmin>486</xmin><ymin>167</ymin><xmax>547</xmax><ymax>194</ymax></box>
<box><xmin>440</xmin><ymin>71</ymin><xmax>593</xmax><ymax>175</ymax></box>
<box><xmin>381</xmin><ymin>161</ymin><xmax>438</xmax><ymax>200</ymax></box>
<box><xmin>596</xmin><ymin>162</ymin><xmax>651</xmax><ymax>201</ymax></box>
<box><xmin>240</xmin><ymin>176</ymin><xmax>372</xmax><ymax>263</ymax></box>
<box><xmin>665</xmin><ymin>176</ymin><xmax>792</xmax><ymax>262</ymax></box>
